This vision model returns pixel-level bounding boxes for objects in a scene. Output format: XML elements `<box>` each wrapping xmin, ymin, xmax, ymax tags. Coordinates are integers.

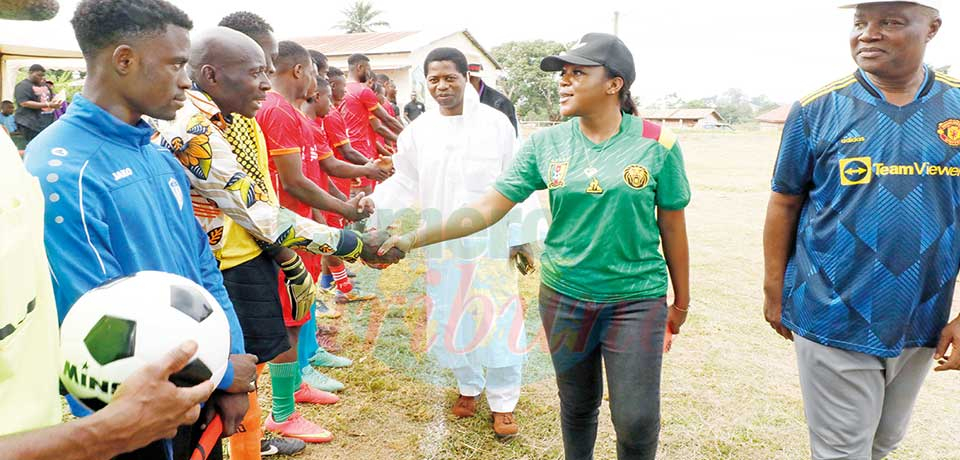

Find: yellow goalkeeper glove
<box><xmin>279</xmin><ymin>254</ymin><xmax>316</xmax><ymax>321</ymax></box>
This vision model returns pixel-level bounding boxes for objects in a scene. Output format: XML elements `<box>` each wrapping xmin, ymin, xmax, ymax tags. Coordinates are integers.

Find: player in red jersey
<box><xmin>302</xmin><ymin>78</ymin><xmax>387</xmax><ymax>304</ymax></box>
<box><xmin>255</xmin><ymin>40</ymin><xmax>388</xmax><ymax>443</ymax></box>
<box><xmin>341</xmin><ymin>53</ymin><xmax>403</xmax><ymax>196</ymax></box>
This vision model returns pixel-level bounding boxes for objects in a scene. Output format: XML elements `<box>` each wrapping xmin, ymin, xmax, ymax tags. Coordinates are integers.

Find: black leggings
<box><xmin>539</xmin><ymin>285</ymin><xmax>668</xmax><ymax>460</ymax></box>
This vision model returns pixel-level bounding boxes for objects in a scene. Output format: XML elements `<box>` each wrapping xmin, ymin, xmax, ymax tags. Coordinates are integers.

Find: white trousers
<box><xmin>451</xmin><ymin>363</ymin><xmax>522</xmax><ymax>413</ymax></box>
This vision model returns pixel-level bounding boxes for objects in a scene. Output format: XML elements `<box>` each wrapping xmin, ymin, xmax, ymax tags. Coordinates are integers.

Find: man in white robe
<box><xmin>371</xmin><ymin>47</ymin><xmax>541</xmax><ymax>439</ymax></box>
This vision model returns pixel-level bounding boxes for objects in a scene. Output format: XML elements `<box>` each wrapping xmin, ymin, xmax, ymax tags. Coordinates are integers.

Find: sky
<box><xmin>2</xmin><ymin>0</ymin><xmax>957</xmax><ymax>104</ymax></box>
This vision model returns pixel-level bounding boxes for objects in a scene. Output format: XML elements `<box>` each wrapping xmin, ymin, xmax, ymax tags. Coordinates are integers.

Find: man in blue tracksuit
<box><xmin>23</xmin><ymin>1</ymin><xmax>256</xmax><ymax>459</ymax></box>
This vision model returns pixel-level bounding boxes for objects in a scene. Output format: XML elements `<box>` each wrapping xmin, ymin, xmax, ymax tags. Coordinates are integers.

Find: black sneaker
<box><xmin>260</xmin><ymin>437</ymin><xmax>306</xmax><ymax>456</ymax></box>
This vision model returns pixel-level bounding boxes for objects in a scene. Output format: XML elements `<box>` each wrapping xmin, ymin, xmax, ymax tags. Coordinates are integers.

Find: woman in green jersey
<box><xmin>380</xmin><ymin>33</ymin><xmax>690</xmax><ymax>460</ymax></box>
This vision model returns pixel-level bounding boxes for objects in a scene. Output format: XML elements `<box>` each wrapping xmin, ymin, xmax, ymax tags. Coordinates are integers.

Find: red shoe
<box><xmin>294</xmin><ymin>383</ymin><xmax>340</xmax><ymax>405</ymax></box>
<box><xmin>265</xmin><ymin>412</ymin><xmax>333</xmax><ymax>443</ymax></box>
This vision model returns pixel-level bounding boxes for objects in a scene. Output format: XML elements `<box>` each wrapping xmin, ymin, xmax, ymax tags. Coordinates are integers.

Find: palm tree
<box><xmin>336</xmin><ymin>0</ymin><xmax>390</xmax><ymax>33</ymax></box>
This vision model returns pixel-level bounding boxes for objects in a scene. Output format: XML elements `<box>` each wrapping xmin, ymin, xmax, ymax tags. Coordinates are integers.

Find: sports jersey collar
<box><xmin>856</xmin><ymin>66</ymin><xmax>934</xmax><ymax>103</ymax></box>
<box><xmin>572</xmin><ymin>112</ymin><xmax>632</xmax><ymax>149</ymax></box>
<box><xmin>65</xmin><ymin>94</ymin><xmax>154</xmax><ymax>148</ymax></box>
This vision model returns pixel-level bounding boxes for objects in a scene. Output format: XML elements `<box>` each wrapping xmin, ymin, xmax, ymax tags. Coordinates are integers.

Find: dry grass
<box><xmin>247</xmin><ymin>128</ymin><xmax>960</xmax><ymax>460</ymax></box>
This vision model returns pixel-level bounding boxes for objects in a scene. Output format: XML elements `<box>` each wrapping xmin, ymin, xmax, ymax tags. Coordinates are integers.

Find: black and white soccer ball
<box><xmin>59</xmin><ymin>271</ymin><xmax>230</xmax><ymax>410</ymax></box>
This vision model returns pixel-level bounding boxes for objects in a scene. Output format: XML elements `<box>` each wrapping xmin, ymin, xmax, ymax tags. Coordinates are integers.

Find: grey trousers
<box><xmin>794</xmin><ymin>335</ymin><xmax>934</xmax><ymax>460</ymax></box>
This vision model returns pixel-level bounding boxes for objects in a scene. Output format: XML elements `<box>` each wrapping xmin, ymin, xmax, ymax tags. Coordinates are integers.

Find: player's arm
<box><xmin>369</xmin><ymin>114</ymin><xmax>398</xmax><ymax>143</ymax></box>
<box><xmin>373</xmin><ymin>140</ymin><xmax>395</xmax><ymax>157</ymax></box>
<box><xmin>0</xmin><ymin>342</ymin><xmax>214</xmax><ymax>460</ymax></box>
<box><xmin>273</xmin><ymin>152</ymin><xmax>371</xmax><ymax>222</ymax></box>
<box><xmin>336</xmin><ymin>143</ymin><xmax>369</xmax><ymax>166</ymax></box>
<box><xmin>318</xmin><ymin>153</ymin><xmax>388</xmax><ymax>181</ymax></box>
<box><xmin>327</xmin><ymin>178</ymin><xmax>348</xmax><ymax>201</ymax></box>
<box><xmin>372</xmin><ymin>104</ymin><xmax>403</xmax><ymax>134</ymax></box>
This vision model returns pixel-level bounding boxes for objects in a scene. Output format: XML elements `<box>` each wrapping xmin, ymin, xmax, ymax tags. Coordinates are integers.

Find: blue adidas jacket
<box><xmin>23</xmin><ymin>94</ymin><xmax>243</xmax><ymax>390</ymax></box>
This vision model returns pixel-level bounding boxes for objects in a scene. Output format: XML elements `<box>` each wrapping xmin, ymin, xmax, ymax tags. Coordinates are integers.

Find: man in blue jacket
<box><xmin>23</xmin><ymin>0</ymin><xmax>256</xmax><ymax>458</ymax></box>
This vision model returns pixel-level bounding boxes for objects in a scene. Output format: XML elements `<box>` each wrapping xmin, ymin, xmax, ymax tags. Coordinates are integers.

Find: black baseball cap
<box><xmin>540</xmin><ymin>33</ymin><xmax>635</xmax><ymax>87</ymax></box>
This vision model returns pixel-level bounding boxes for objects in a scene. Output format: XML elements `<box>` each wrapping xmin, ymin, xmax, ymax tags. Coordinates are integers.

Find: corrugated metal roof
<box><xmin>638</xmin><ymin>108</ymin><xmax>725</xmax><ymax>122</ymax></box>
<box><xmin>293</xmin><ymin>31</ymin><xmax>421</xmax><ymax>56</ymax></box>
<box><xmin>756</xmin><ymin>104</ymin><xmax>791</xmax><ymax>123</ymax></box>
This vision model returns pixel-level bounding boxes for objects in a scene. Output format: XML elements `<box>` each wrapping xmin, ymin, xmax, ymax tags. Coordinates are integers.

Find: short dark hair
<box><xmin>71</xmin><ymin>0</ymin><xmax>192</xmax><ymax>58</ymax></box>
<box><xmin>308</xmin><ymin>50</ymin><xmax>328</xmax><ymax>72</ymax></box>
<box><xmin>376</xmin><ymin>73</ymin><xmax>390</xmax><ymax>83</ymax></box>
<box><xmin>1</xmin><ymin>100</ymin><xmax>13</xmax><ymax>106</ymax></box>
<box><xmin>423</xmin><ymin>47</ymin><xmax>468</xmax><ymax>76</ymax></box>
<box><xmin>276</xmin><ymin>41</ymin><xmax>310</xmax><ymax>72</ymax></box>
<box><xmin>315</xmin><ymin>76</ymin><xmax>330</xmax><ymax>89</ymax></box>
<box><xmin>347</xmin><ymin>53</ymin><xmax>369</xmax><ymax>66</ymax></box>
<box><xmin>218</xmin><ymin>11</ymin><xmax>273</xmax><ymax>40</ymax></box>
<box><xmin>29</xmin><ymin>64</ymin><xmax>45</xmax><ymax>73</ymax></box>
<box><xmin>327</xmin><ymin>67</ymin><xmax>344</xmax><ymax>79</ymax></box>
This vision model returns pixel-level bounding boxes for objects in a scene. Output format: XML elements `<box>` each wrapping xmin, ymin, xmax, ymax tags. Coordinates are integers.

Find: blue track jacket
<box><xmin>23</xmin><ymin>94</ymin><xmax>243</xmax><ymax>390</ymax></box>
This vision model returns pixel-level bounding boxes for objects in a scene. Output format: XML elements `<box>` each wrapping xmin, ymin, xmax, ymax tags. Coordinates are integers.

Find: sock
<box><xmin>298</xmin><ymin>315</ymin><xmax>319</xmax><ymax>371</ymax></box>
<box><xmin>331</xmin><ymin>264</ymin><xmax>352</xmax><ymax>293</ymax></box>
<box><xmin>294</xmin><ymin>362</ymin><xmax>303</xmax><ymax>389</ymax></box>
<box><xmin>268</xmin><ymin>362</ymin><xmax>298</xmax><ymax>422</ymax></box>
<box><xmin>320</xmin><ymin>273</ymin><xmax>334</xmax><ymax>290</ymax></box>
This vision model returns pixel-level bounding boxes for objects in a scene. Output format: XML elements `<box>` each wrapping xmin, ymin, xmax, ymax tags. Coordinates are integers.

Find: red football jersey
<box><xmin>255</xmin><ymin>91</ymin><xmax>331</xmax><ymax>218</ymax></box>
<box><xmin>340</xmin><ymin>82</ymin><xmax>380</xmax><ymax>159</ymax></box>
<box><xmin>322</xmin><ymin>109</ymin><xmax>354</xmax><ymax>196</ymax></box>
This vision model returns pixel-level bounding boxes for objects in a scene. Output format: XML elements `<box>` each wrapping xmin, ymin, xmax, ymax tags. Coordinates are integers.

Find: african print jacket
<box><xmin>148</xmin><ymin>89</ymin><xmax>342</xmax><ymax>267</ymax></box>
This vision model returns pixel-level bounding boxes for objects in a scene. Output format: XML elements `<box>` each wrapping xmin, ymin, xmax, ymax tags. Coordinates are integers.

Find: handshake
<box><xmin>356</xmin><ymin>229</ymin><xmax>407</xmax><ymax>269</ymax></box>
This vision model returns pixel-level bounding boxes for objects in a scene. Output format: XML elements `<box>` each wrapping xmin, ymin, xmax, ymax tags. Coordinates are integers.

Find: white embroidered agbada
<box><xmin>372</xmin><ymin>85</ymin><xmax>540</xmax><ymax>375</ymax></box>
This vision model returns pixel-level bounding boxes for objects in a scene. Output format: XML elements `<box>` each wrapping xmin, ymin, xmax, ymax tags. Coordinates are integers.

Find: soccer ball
<box><xmin>60</xmin><ymin>271</ymin><xmax>230</xmax><ymax>411</ymax></box>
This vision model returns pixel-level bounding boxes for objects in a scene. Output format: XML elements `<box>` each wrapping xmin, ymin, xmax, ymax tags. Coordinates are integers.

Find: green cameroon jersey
<box><xmin>494</xmin><ymin>114</ymin><xmax>690</xmax><ymax>302</ymax></box>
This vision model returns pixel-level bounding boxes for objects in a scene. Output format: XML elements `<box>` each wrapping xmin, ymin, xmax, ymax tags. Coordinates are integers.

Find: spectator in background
<box><xmin>44</xmin><ymin>80</ymin><xmax>67</xmax><ymax>119</ymax></box>
<box><xmin>403</xmin><ymin>91</ymin><xmax>424</xmax><ymax>123</ymax></box>
<box><xmin>0</xmin><ymin>100</ymin><xmax>16</xmax><ymax>134</ymax></box>
<box><xmin>14</xmin><ymin>64</ymin><xmax>57</xmax><ymax>141</ymax></box>
<box><xmin>468</xmin><ymin>63</ymin><xmax>518</xmax><ymax>135</ymax></box>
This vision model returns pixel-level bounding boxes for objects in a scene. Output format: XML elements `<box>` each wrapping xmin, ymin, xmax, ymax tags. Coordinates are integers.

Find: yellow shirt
<box><xmin>218</xmin><ymin>115</ymin><xmax>276</xmax><ymax>270</ymax></box>
<box><xmin>0</xmin><ymin>131</ymin><xmax>61</xmax><ymax>435</ymax></box>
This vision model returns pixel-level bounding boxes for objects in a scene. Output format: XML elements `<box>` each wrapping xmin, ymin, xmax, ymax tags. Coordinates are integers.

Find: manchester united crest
<box><xmin>548</xmin><ymin>161</ymin><xmax>569</xmax><ymax>189</ymax></box>
<box><xmin>623</xmin><ymin>164</ymin><xmax>650</xmax><ymax>190</ymax></box>
<box><xmin>938</xmin><ymin>119</ymin><xmax>960</xmax><ymax>147</ymax></box>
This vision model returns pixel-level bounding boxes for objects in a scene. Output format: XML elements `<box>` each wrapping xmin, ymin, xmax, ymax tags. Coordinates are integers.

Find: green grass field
<box><xmin>249</xmin><ymin>128</ymin><xmax>960</xmax><ymax>460</ymax></box>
